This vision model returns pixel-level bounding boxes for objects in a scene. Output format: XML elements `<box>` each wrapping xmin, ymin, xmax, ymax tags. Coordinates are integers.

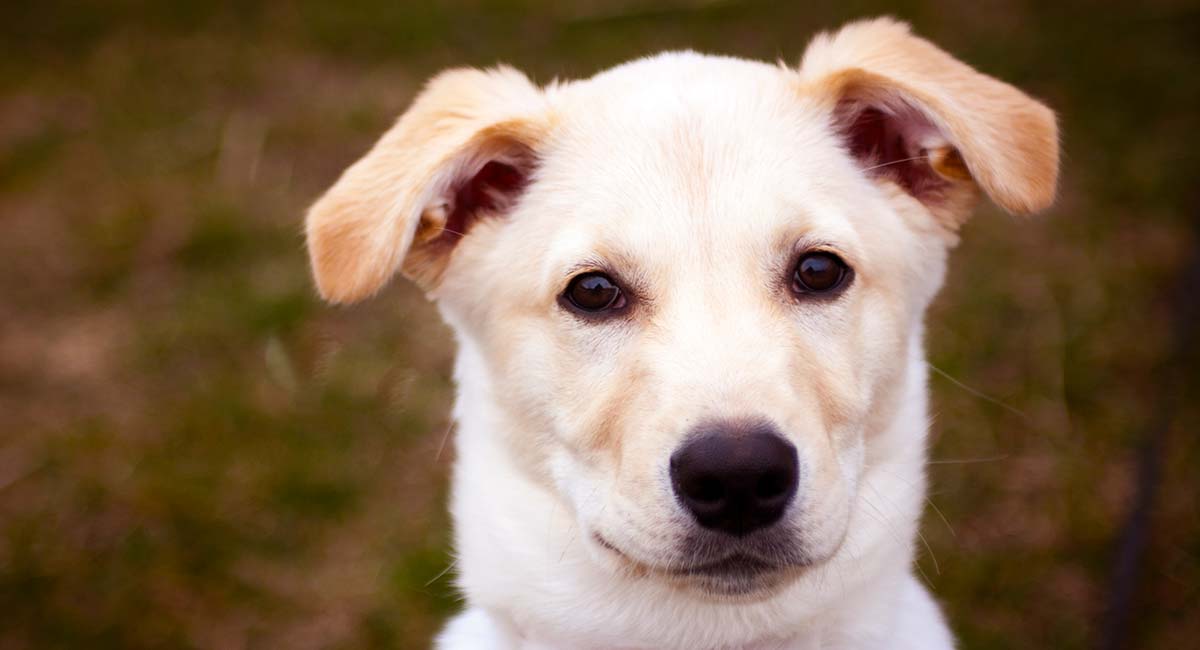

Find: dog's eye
<box><xmin>564</xmin><ymin>272</ymin><xmax>626</xmax><ymax>313</ymax></box>
<box><xmin>792</xmin><ymin>252</ymin><xmax>849</xmax><ymax>294</ymax></box>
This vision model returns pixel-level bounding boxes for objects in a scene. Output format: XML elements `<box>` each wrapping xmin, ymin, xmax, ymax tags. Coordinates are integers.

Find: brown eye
<box><xmin>793</xmin><ymin>252</ymin><xmax>849</xmax><ymax>294</ymax></box>
<box><xmin>565</xmin><ymin>272</ymin><xmax>625</xmax><ymax>312</ymax></box>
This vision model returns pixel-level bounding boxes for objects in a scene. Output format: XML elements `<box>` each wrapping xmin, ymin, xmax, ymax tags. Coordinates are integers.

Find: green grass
<box><xmin>1</xmin><ymin>1</ymin><xmax>1197</xmax><ymax>648</ymax></box>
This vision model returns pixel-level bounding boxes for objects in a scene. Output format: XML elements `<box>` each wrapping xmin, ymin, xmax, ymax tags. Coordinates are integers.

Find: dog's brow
<box><xmin>562</xmin><ymin>257</ymin><xmax>612</xmax><ymax>279</ymax></box>
<box><xmin>784</xmin><ymin>235</ymin><xmax>854</xmax><ymax>263</ymax></box>
<box><xmin>560</xmin><ymin>247</ymin><xmax>645</xmax><ymax>280</ymax></box>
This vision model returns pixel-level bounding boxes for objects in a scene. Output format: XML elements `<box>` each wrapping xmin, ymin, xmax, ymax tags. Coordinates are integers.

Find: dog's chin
<box><xmin>592</xmin><ymin>533</ymin><xmax>816</xmax><ymax>600</ymax></box>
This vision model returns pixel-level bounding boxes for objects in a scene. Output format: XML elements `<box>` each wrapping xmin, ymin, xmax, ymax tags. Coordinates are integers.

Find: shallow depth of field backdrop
<box><xmin>2</xmin><ymin>1</ymin><xmax>1198</xmax><ymax>648</ymax></box>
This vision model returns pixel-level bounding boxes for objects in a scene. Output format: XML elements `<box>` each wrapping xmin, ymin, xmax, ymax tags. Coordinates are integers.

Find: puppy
<box><xmin>305</xmin><ymin>17</ymin><xmax>1058</xmax><ymax>650</ymax></box>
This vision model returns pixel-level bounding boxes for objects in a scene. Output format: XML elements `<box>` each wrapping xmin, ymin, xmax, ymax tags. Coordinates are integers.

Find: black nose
<box><xmin>669</xmin><ymin>421</ymin><xmax>799</xmax><ymax>536</ymax></box>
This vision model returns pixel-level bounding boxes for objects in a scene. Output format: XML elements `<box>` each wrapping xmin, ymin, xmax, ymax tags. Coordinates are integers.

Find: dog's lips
<box><xmin>668</xmin><ymin>554</ymin><xmax>779</xmax><ymax>578</ymax></box>
<box><xmin>592</xmin><ymin>533</ymin><xmax>794</xmax><ymax>582</ymax></box>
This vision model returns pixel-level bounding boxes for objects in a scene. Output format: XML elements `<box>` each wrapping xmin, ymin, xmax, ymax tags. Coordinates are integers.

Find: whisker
<box><xmin>860</xmin><ymin>155</ymin><xmax>928</xmax><ymax>173</ymax></box>
<box><xmin>927</xmin><ymin>363</ymin><xmax>1029</xmax><ymax>420</ymax></box>
<box><xmin>927</xmin><ymin>455</ymin><xmax>1010</xmax><ymax>465</ymax></box>
<box><xmin>872</xmin><ymin>466</ymin><xmax>960</xmax><ymax>540</ymax></box>
<box><xmin>924</xmin><ymin>497</ymin><xmax>958</xmax><ymax>540</ymax></box>
<box><xmin>862</xmin><ymin>490</ymin><xmax>936</xmax><ymax>585</ymax></box>
<box><xmin>915</xmin><ymin>530</ymin><xmax>940</xmax><ymax>577</ymax></box>
<box><xmin>423</xmin><ymin>557</ymin><xmax>459</xmax><ymax>588</ymax></box>
<box><xmin>433</xmin><ymin>227</ymin><xmax>469</xmax><ymax>239</ymax></box>
<box><xmin>560</xmin><ymin>486</ymin><xmax>601</xmax><ymax>563</ymax></box>
<box><xmin>558</xmin><ymin>518</ymin><xmax>578</xmax><ymax>563</ymax></box>
<box><xmin>434</xmin><ymin>421</ymin><xmax>456</xmax><ymax>461</ymax></box>
<box><xmin>866</xmin><ymin>483</ymin><xmax>941</xmax><ymax>576</ymax></box>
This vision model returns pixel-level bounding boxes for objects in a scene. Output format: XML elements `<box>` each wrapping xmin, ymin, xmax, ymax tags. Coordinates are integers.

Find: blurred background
<box><xmin>1</xmin><ymin>1</ymin><xmax>1197</xmax><ymax>648</ymax></box>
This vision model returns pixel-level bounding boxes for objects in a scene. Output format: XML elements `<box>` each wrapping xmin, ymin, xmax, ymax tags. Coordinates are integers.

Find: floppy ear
<box><xmin>305</xmin><ymin>66</ymin><xmax>550</xmax><ymax>304</ymax></box>
<box><xmin>799</xmin><ymin>18</ymin><xmax>1059</xmax><ymax>225</ymax></box>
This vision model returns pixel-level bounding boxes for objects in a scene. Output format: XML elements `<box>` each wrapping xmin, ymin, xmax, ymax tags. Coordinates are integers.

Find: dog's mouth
<box><xmin>593</xmin><ymin>533</ymin><xmax>807</xmax><ymax>596</ymax></box>
<box><xmin>668</xmin><ymin>554</ymin><xmax>779</xmax><ymax>578</ymax></box>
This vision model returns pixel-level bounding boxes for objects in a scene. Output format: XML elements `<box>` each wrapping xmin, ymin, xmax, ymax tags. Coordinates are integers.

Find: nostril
<box><xmin>681</xmin><ymin>477</ymin><xmax>724</xmax><ymax>506</ymax></box>
<box><xmin>755</xmin><ymin>471</ymin><xmax>791</xmax><ymax>500</ymax></box>
<box><xmin>689</xmin><ymin>476</ymin><xmax>725</xmax><ymax>504</ymax></box>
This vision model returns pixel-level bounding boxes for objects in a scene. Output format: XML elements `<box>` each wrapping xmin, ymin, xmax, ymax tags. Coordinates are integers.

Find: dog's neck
<box><xmin>442</xmin><ymin>329</ymin><xmax>933</xmax><ymax>649</ymax></box>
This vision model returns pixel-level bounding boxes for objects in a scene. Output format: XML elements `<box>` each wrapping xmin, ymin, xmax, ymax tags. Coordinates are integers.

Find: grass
<box><xmin>1</xmin><ymin>1</ymin><xmax>1197</xmax><ymax>648</ymax></box>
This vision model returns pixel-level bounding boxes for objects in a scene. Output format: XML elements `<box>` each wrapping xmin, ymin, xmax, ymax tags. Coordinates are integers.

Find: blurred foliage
<box><xmin>0</xmin><ymin>1</ymin><xmax>1197</xmax><ymax>648</ymax></box>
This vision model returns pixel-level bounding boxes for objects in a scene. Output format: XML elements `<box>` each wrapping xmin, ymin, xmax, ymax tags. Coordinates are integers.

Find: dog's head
<box><xmin>306</xmin><ymin>19</ymin><xmax>1057</xmax><ymax>597</ymax></box>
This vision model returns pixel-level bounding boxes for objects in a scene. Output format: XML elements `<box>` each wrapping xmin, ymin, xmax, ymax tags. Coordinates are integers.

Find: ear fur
<box><xmin>800</xmin><ymin>17</ymin><xmax>1059</xmax><ymax>222</ymax></box>
<box><xmin>305</xmin><ymin>66</ymin><xmax>550</xmax><ymax>304</ymax></box>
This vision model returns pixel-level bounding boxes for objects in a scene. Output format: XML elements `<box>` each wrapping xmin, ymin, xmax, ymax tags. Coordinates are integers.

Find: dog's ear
<box><xmin>305</xmin><ymin>66</ymin><xmax>550</xmax><ymax>304</ymax></box>
<box><xmin>799</xmin><ymin>17</ymin><xmax>1059</xmax><ymax>225</ymax></box>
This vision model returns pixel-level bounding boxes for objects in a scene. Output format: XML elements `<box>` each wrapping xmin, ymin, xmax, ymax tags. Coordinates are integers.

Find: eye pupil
<box><xmin>566</xmin><ymin>273</ymin><xmax>623</xmax><ymax>312</ymax></box>
<box><xmin>793</xmin><ymin>252</ymin><xmax>847</xmax><ymax>293</ymax></box>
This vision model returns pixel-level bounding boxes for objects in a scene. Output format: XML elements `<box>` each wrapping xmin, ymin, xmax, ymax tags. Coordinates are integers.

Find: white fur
<box><xmin>438</xmin><ymin>334</ymin><xmax>942</xmax><ymax>649</ymax></box>
<box><xmin>305</xmin><ymin>18</ymin><xmax>1059</xmax><ymax>650</ymax></box>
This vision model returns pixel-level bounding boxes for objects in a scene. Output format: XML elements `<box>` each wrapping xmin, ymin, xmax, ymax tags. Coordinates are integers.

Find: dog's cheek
<box><xmin>536</xmin><ymin>320</ymin><xmax>647</xmax><ymax>447</ymax></box>
<box><xmin>492</xmin><ymin>319</ymin><xmax>640</xmax><ymax>456</ymax></box>
<box><xmin>800</xmin><ymin>437</ymin><xmax>862</xmax><ymax>559</ymax></box>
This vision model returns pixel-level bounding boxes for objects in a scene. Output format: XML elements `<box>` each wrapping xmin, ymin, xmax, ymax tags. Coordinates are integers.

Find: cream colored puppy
<box><xmin>305</xmin><ymin>18</ymin><xmax>1058</xmax><ymax>650</ymax></box>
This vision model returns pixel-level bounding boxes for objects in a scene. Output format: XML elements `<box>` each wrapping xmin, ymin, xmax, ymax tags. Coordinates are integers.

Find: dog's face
<box><xmin>306</xmin><ymin>20</ymin><xmax>1057</xmax><ymax>598</ymax></box>
<box><xmin>431</xmin><ymin>71</ymin><xmax>956</xmax><ymax>595</ymax></box>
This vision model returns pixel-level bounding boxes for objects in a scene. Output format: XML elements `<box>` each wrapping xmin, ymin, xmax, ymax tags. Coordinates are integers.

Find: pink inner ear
<box><xmin>839</xmin><ymin>102</ymin><xmax>951</xmax><ymax>201</ymax></box>
<box><xmin>443</xmin><ymin>160</ymin><xmax>528</xmax><ymax>239</ymax></box>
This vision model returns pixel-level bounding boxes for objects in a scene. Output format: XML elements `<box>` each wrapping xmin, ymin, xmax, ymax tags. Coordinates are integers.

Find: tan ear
<box><xmin>305</xmin><ymin>66</ymin><xmax>551</xmax><ymax>304</ymax></box>
<box><xmin>799</xmin><ymin>17</ymin><xmax>1059</xmax><ymax>223</ymax></box>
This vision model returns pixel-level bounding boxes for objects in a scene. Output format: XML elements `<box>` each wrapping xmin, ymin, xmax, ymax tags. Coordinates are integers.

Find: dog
<box><xmin>304</xmin><ymin>17</ymin><xmax>1058</xmax><ymax>649</ymax></box>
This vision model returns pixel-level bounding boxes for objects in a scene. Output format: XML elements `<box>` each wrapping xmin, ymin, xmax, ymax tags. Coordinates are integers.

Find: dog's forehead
<box><xmin>547</xmin><ymin>51</ymin><xmax>831</xmax><ymax>173</ymax></box>
<box><xmin>525</xmin><ymin>52</ymin><xmax>864</xmax><ymax>265</ymax></box>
